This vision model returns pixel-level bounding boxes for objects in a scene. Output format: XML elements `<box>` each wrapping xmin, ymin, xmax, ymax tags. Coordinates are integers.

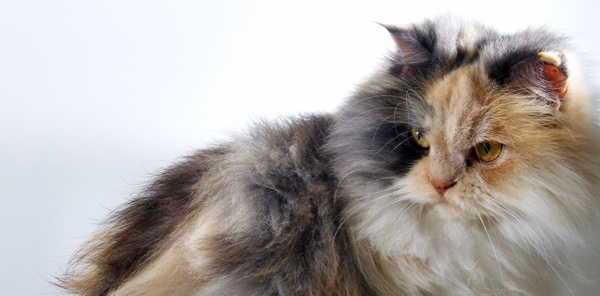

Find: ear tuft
<box><xmin>538</xmin><ymin>51</ymin><xmax>562</xmax><ymax>67</ymax></box>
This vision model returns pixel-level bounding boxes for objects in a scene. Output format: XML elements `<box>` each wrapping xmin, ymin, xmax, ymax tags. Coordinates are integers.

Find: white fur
<box><xmin>345</xmin><ymin>175</ymin><xmax>587</xmax><ymax>295</ymax></box>
<box><xmin>343</xmin><ymin>52</ymin><xmax>600</xmax><ymax>295</ymax></box>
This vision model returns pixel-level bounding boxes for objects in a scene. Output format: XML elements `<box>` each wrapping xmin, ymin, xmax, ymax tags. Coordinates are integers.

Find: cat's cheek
<box><xmin>472</xmin><ymin>156</ymin><xmax>528</xmax><ymax>217</ymax></box>
<box><xmin>402</xmin><ymin>152</ymin><xmax>517</xmax><ymax>219</ymax></box>
<box><xmin>401</xmin><ymin>157</ymin><xmax>444</xmax><ymax>204</ymax></box>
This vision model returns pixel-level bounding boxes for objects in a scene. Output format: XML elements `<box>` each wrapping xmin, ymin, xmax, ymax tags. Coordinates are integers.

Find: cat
<box><xmin>59</xmin><ymin>16</ymin><xmax>600</xmax><ymax>295</ymax></box>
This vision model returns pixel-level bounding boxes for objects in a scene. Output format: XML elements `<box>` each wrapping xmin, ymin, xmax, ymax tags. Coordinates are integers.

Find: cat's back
<box><xmin>60</xmin><ymin>114</ymin><xmax>369</xmax><ymax>295</ymax></box>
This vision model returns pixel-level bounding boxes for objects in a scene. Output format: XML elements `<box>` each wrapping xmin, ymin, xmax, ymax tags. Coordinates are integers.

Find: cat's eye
<box><xmin>410</xmin><ymin>129</ymin><xmax>430</xmax><ymax>149</ymax></box>
<box><xmin>472</xmin><ymin>141</ymin><xmax>503</xmax><ymax>162</ymax></box>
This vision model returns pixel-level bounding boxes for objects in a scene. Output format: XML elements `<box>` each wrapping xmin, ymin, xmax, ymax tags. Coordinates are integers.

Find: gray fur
<box><xmin>59</xmin><ymin>16</ymin><xmax>594</xmax><ymax>295</ymax></box>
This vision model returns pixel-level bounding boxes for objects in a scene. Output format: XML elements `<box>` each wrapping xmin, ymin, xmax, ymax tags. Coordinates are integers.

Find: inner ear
<box><xmin>381</xmin><ymin>24</ymin><xmax>432</xmax><ymax>67</ymax></box>
<box><xmin>539</xmin><ymin>52</ymin><xmax>568</xmax><ymax>100</ymax></box>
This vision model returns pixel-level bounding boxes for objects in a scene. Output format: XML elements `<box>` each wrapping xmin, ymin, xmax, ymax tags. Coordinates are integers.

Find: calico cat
<box><xmin>60</xmin><ymin>16</ymin><xmax>600</xmax><ymax>295</ymax></box>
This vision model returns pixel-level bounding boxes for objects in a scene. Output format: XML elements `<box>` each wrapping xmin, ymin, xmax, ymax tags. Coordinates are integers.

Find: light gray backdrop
<box><xmin>2</xmin><ymin>0</ymin><xmax>599</xmax><ymax>294</ymax></box>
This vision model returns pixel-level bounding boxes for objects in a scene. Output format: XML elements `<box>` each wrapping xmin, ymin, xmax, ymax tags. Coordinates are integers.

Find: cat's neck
<box><xmin>342</xmin><ymin>182</ymin><xmax>570</xmax><ymax>295</ymax></box>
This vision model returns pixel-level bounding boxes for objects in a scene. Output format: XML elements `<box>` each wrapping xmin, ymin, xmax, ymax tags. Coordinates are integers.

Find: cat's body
<box><xmin>60</xmin><ymin>17</ymin><xmax>600</xmax><ymax>295</ymax></box>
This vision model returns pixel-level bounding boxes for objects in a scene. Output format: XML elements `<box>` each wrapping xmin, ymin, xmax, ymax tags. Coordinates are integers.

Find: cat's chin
<box><xmin>425</xmin><ymin>199</ymin><xmax>474</xmax><ymax>221</ymax></box>
<box><xmin>430</xmin><ymin>202</ymin><xmax>463</xmax><ymax>220</ymax></box>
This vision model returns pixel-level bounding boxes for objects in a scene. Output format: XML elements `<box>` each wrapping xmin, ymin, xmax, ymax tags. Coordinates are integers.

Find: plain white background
<box><xmin>2</xmin><ymin>1</ymin><xmax>599</xmax><ymax>294</ymax></box>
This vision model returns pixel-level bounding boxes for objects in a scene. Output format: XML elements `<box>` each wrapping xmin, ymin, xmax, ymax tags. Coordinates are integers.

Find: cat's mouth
<box><xmin>438</xmin><ymin>199</ymin><xmax>460</xmax><ymax>210</ymax></box>
<box><xmin>430</xmin><ymin>198</ymin><xmax>463</xmax><ymax>218</ymax></box>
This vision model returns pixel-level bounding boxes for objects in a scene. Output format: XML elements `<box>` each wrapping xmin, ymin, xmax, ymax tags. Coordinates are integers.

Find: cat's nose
<box><xmin>431</xmin><ymin>179</ymin><xmax>457</xmax><ymax>195</ymax></box>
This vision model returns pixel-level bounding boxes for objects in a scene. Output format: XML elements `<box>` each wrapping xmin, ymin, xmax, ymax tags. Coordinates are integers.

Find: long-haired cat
<box><xmin>59</xmin><ymin>16</ymin><xmax>600</xmax><ymax>295</ymax></box>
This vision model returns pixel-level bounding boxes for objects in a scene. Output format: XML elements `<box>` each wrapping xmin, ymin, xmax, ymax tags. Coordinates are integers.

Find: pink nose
<box><xmin>431</xmin><ymin>179</ymin><xmax>456</xmax><ymax>195</ymax></box>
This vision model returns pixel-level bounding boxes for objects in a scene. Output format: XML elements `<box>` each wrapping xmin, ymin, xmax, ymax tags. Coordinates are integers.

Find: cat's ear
<box><xmin>538</xmin><ymin>52</ymin><xmax>568</xmax><ymax>100</ymax></box>
<box><xmin>507</xmin><ymin>51</ymin><xmax>569</xmax><ymax>110</ymax></box>
<box><xmin>381</xmin><ymin>24</ymin><xmax>432</xmax><ymax>65</ymax></box>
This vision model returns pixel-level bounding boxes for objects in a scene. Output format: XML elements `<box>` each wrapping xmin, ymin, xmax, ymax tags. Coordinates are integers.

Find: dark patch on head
<box><xmin>451</xmin><ymin>41</ymin><xmax>485</xmax><ymax>70</ymax></box>
<box><xmin>328</xmin><ymin>79</ymin><xmax>433</xmax><ymax>185</ymax></box>
<box><xmin>454</xmin><ymin>47</ymin><xmax>468</xmax><ymax>67</ymax></box>
<box><xmin>371</xmin><ymin>122</ymin><xmax>429</xmax><ymax>176</ymax></box>
<box><xmin>412</xmin><ymin>22</ymin><xmax>439</xmax><ymax>54</ymax></box>
<box><xmin>485</xmin><ymin>28</ymin><xmax>570</xmax><ymax>87</ymax></box>
<box><xmin>487</xmin><ymin>50</ymin><xmax>539</xmax><ymax>85</ymax></box>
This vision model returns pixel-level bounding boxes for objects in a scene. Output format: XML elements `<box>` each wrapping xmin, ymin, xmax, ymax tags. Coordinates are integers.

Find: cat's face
<box><xmin>330</xmin><ymin>17</ymin><xmax>600</xmax><ymax>246</ymax></box>
<box><xmin>401</xmin><ymin>61</ymin><xmax>578</xmax><ymax>220</ymax></box>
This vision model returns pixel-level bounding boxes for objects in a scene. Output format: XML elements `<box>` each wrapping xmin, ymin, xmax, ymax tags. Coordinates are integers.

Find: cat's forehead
<box><xmin>420</xmin><ymin>65</ymin><xmax>493</xmax><ymax>143</ymax></box>
<box><xmin>398</xmin><ymin>17</ymin><xmax>571</xmax><ymax>133</ymax></box>
<box><xmin>417</xmin><ymin>18</ymin><xmax>489</xmax><ymax>66</ymax></box>
<box><xmin>403</xmin><ymin>16</ymin><xmax>569</xmax><ymax>81</ymax></box>
<box><xmin>425</xmin><ymin>64</ymin><xmax>484</xmax><ymax>113</ymax></box>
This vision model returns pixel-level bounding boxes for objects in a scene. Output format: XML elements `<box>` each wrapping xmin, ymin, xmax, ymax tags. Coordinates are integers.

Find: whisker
<box><xmin>483</xmin><ymin>195</ymin><xmax>578</xmax><ymax>295</ymax></box>
<box><xmin>478</xmin><ymin>213</ymin><xmax>505</xmax><ymax>289</ymax></box>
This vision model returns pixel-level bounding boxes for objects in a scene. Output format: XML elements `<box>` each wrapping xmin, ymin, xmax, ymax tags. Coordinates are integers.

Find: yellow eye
<box><xmin>473</xmin><ymin>141</ymin><xmax>503</xmax><ymax>162</ymax></box>
<box><xmin>410</xmin><ymin>129</ymin><xmax>430</xmax><ymax>149</ymax></box>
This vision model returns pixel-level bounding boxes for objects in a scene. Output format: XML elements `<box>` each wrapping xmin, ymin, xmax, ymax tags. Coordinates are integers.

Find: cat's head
<box><xmin>329</xmin><ymin>16</ymin><xmax>600</xmax><ymax>247</ymax></box>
